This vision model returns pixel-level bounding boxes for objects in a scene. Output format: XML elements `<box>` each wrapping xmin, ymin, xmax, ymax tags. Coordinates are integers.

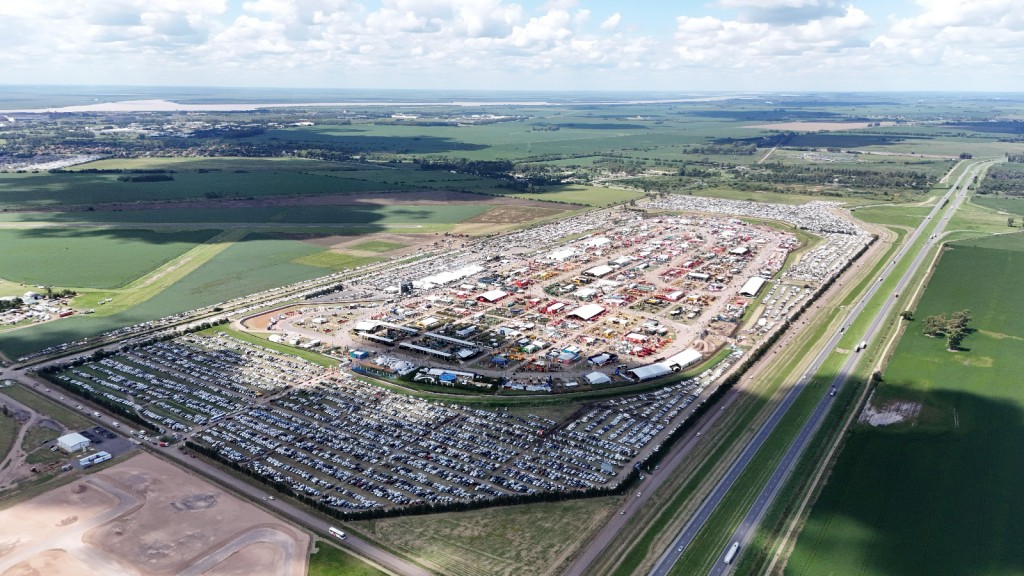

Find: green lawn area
<box><xmin>348</xmin><ymin>240</ymin><xmax>406</xmax><ymax>252</ymax></box>
<box><xmin>786</xmin><ymin>232</ymin><xmax>1024</xmax><ymax>576</ymax></box>
<box><xmin>0</xmin><ymin>228</ymin><xmax>218</xmax><ymax>289</ymax></box>
<box><xmin>307</xmin><ymin>542</ymin><xmax>387</xmax><ymax>576</ymax></box>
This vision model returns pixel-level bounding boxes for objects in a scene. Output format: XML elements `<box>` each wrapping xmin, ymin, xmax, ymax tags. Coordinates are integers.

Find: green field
<box><xmin>0</xmin><ymin>235</ymin><xmax>330</xmax><ymax>359</ymax></box>
<box><xmin>307</xmin><ymin>542</ymin><xmax>387</xmax><ymax>576</ymax></box>
<box><xmin>504</xmin><ymin>184</ymin><xmax>641</xmax><ymax>206</ymax></box>
<box><xmin>0</xmin><ymin>170</ymin><xmax>393</xmax><ymax>209</ymax></box>
<box><xmin>0</xmin><ymin>228</ymin><xmax>218</xmax><ymax>289</ymax></box>
<box><xmin>973</xmin><ymin>196</ymin><xmax>1024</xmax><ymax>217</ymax></box>
<box><xmin>348</xmin><ymin>240</ymin><xmax>406</xmax><ymax>252</ymax></box>
<box><xmin>0</xmin><ymin>204</ymin><xmax>491</xmax><ymax>226</ymax></box>
<box><xmin>787</xmin><ymin>232</ymin><xmax>1024</xmax><ymax>576</ymax></box>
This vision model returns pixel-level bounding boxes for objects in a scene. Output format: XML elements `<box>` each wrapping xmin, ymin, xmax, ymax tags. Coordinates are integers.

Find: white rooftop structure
<box><xmin>585</xmin><ymin>264</ymin><xmax>615</xmax><ymax>277</ymax></box>
<box><xmin>586</xmin><ymin>236</ymin><xmax>612</xmax><ymax>248</ymax></box>
<box><xmin>662</xmin><ymin>348</ymin><xmax>702</xmax><ymax>371</ymax></box>
<box><xmin>478</xmin><ymin>289</ymin><xmax>509</xmax><ymax>302</ymax></box>
<box><xmin>57</xmin><ymin>432</ymin><xmax>91</xmax><ymax>453</ymax></box>
<box><xmin>626</xmin><ymin>364</ymin><xmax>673</xmax><ymax>382</ymax></box>
<box><xmin>585</xmin><ymin>372</ymin><xmax>612</xmax><ymax>385</ymax></box>
<box><xmin>567</xmin><ymin>303</ymin><xmax>606</xmax><ymax>321</ymax></box>
<box><xmin>415</xmin><ymin>264</ymin><xmax>485</xmax><ymax>290</ymax></box>
<box><xmin>739</xmin><ymin>276</ymin><xmax>767</xmax><ymax>297</ymax></box>
<box><xmin>547</xmin><ymin>248</ymin><xmax>577</xmax><ymax>262</ymax></box>
<box><xmin>573</xmin><ymin>287</ymin><xmax>598</xmax><ymax>299</ymax></box>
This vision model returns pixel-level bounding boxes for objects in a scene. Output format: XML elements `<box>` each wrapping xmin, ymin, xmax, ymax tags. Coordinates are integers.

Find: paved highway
<box><xmin>650</xmin><ymin>160</ymin><xmax>989</xmax><ymax>576</ymax></box>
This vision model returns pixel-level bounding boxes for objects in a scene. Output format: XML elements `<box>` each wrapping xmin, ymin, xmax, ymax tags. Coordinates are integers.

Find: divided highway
<box><xmin>650</xmin><ymin>160</ymin><xmax>989</xmax><ymax>576</ymax></box>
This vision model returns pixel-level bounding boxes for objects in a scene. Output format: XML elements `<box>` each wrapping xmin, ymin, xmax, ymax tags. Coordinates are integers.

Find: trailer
<box><xmin>724</xmin><ymin>541</ymin><xmax>740</xmax><ymax>564</ymax></box>
<box><xmin>329</xmin><ymin>526</ymin><xmax>346</xmax><ymax>540</ymax></box>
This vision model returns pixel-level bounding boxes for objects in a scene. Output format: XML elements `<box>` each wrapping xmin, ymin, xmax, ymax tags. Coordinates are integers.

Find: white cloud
<box><xmin>0</xmin><ymin>0</ymin><xmax>1021</xmax><ymax>91</ymax></box>
<box><xmin>600</xmin><ymin>12</ymin><xmax>620</xmax><ymax>30</ymax></box>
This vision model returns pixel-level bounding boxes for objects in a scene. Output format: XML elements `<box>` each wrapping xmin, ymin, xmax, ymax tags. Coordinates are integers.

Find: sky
<box><xmin>1</xmin><ymin>0</ymin><xmax>1022</xmax><ymax>92</ymax></box>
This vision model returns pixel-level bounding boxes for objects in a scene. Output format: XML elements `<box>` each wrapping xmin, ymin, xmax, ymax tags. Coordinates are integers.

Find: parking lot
<box><xmin>48</xmin><ymin>333</ymin><xmax>746</xmax><ymax>512</ymax></box>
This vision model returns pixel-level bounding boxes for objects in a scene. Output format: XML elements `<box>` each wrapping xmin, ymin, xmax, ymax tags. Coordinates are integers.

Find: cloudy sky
<box><xmin>1</xmin><ymin>0</ymin><xmax>1021</xmax><ymax>92</ymax></box>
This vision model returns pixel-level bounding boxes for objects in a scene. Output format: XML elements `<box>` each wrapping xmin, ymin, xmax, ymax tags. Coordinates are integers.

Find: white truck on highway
<box><xmin>724</xmin><ymin>541</ymin><xmax>740</xmax><ymax>564</ymax></box>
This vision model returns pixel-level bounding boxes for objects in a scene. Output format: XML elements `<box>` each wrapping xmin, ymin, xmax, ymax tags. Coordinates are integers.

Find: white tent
<box><xmin>585</xmin><ymin>372</ymin><xmax>612</xmax><ymax>385</ymax></box>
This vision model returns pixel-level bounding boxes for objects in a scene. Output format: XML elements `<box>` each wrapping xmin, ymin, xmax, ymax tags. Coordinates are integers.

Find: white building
<box><xmin>739</xmin><ymin>276</ymin><xmax>767</xmax><ymax>297</ymax></box>
<box><xmin>57</xmin><ymin>432</ymin><xmax>91</xmax><ymax>453</ymax></box>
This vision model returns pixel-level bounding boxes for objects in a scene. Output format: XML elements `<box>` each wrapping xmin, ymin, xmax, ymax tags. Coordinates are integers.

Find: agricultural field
<box><xmin>347</xmin><ymin>240</ymin><xmax>406</xmax><ymax>252</ymax></box>
<box><xmin>0</xmin><ymin>228</ymin><xmax>218</xmax><ymax>289</ymax></box>
<box><xmin>786</xmin><ymin>232</ymin><xmax>1024</xmax><ymax>576</ymax></box>
<box><xmin>973</xmin><ymin>196</ymin><xmax>1024</xmax><ymax>217</ymax></box>
<box><xmin>0</xmin><ymin>203</ymin><xmax>492</xmax><ymax>226</ymax></box>
<box><xmin>0</xmin><ymin>235</ymin><xmax>330</xmax><ymax>359</ymax></box>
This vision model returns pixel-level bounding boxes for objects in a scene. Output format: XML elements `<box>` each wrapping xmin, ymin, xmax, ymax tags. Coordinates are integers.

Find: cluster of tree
<box><xmin>303</xmin><ymin>283</ymin><xmax>345</xmax><ymax>299</ymax></box>
<box><xmin>678</xmin><ymin>143</ymin><xmax>757</xmax><ymax>156</ymax></box>
<box><xmin>0</xmin><ymin>297</ymin><xmax>22</xmax><ymax>312</ymax></box>
<box><xmin>54</xmin><ymin>168</ymin><xmax>173</xmax><ymax>174</ymax></box>
<box><xmin>976</xmin><ymin>163</ymin><xmax>1024</xmax><ymax>195</ymax></box>
<box><xmin>738</xmin><ymin>163</ymin><xmax>933</xmax><ymax>190</ymax></box>
<box><xmin>416</xmin><ymin>157</ymin><xmax>514</xmax><ymax>177</ymax></box>
<box><xmin>922</xmin><ymin>309</ymin><xmax>972</xmax><ymax>350</ymax></box>
<box><xmin>42</xmin><ymin>287</ymin><xmax>76</xmax><ymax>300</ymax></box>
<box><xmin>593</xmin><ymin>158</ymin><xmax>647</xmax><ymax>175</ymax></box>
<box><xmin>1007</xmin><ymin>153</ymin><xmax>1024</xmax><ymax>164</ymax></box>
<box><xmin>116</xmin><ymin>173</ymin><xmax>174</xmax><ymax>183</ymax></box>
<box><xmin>190</xmin><ymin>126</ymin><xmax>266</xmax><ymax>139</ymax></box>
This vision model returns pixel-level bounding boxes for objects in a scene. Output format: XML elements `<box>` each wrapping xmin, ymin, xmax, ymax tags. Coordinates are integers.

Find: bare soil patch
<box><xmin>0</xmin><ymin>453</ymin><xmax>308</xmax><ymax>576</ymax></box>
<box><xmin>463</xmin><ymin>205</ymin><xmax>567</xmax><ymax>224</ymax></box>
<box><xmin>858</xmin><ymin>391</ymin><xmax>922</xmax><ymax>427</ymax></box>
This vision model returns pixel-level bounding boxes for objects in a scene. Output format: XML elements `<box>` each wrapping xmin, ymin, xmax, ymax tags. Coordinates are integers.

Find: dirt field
<box><xmin>0</xmin><ymin>453</ymin><xmax>308</xmax><ymax>576</ymax></box>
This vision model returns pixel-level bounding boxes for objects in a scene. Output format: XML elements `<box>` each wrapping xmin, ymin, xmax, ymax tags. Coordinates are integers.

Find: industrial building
<box><xmin>57</xmin><ymin>432</ymin><xmax>91</xmax><ymax>453</ymax></box>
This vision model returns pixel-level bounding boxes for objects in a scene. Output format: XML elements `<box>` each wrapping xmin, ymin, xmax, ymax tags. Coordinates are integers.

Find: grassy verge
<box><xmin>0</xmin><ymin>409</ymin><xmax>19</xmax><ymax>462</ymax></box>
<box><xmin>2</xmin><ymin>383</ymin><xmax>93</xmax><ymax>430</ymax></box>
<box><xmin>307</xmin><ymin>541</ymin><xmax>388</xmax><ymax>576</ymax></box>
<box><xmin>199</xmin><ymin>325</ymin><xmax>340</xmax><ymax>368</ymax></box>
